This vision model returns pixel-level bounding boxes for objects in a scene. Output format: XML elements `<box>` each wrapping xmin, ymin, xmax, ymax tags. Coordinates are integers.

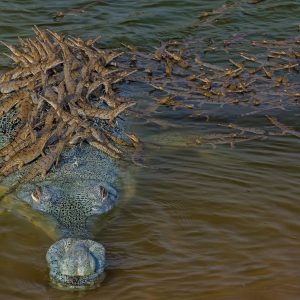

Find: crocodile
<box><xmin>0</xmin><ymin>27</ymin><xmax>137</xmax><ymax>290</ymax></box>
<box><xmin>1</xmin><ymin>132</ymin><xmax>126</xmax><ymax>290</ymax></box>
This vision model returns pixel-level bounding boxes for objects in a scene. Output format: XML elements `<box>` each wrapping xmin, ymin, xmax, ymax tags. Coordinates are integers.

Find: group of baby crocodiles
<box><xmin>0</xmin><ymin>26</ymin><xmax>139</xmax><ymax>192</ymax></box>
<box><xmin>0</xmin><ymin>27</ymin><xmax>139</xmax><ymax>290</ymax></box>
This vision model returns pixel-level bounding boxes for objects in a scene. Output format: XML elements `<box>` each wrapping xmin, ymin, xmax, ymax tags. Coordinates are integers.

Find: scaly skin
<box><xmin>0</xmin><ymin>90</ymin><xmax>29</xmax><ymax>117</ymax></box>
<box><xmin>0</xmin><ymin>131</ymin><xmax>51</xmax><ymax>176</ymax></box>
<box><xmin>0</xmin><ymin>123</ymin><xmax>34</xmax><ymax>160</ymax></box>
<box><xmin>77</xmin><ymin>99</ymin><xmax>136</xmax><ymax>122</ymax></box>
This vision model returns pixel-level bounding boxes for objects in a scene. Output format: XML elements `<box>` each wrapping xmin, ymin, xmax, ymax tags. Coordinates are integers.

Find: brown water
<box><xmin>0</xmin><ymin>1</ymin><xmax>300</xmax><ymax>299</ymax></box>
<box><xmin>1</xmin><ymin>133</ymin><xmax>299</xmax><ymax>299</ymax></box>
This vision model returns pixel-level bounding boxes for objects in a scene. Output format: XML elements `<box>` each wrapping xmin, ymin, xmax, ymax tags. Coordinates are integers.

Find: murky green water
<box><xmin>0</xmin><ymin>1</ymin><xmax>300</xmax><ymax>299</ymax></box>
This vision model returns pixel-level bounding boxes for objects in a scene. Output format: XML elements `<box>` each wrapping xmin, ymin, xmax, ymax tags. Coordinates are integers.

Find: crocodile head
<box><xmin>18</xmin><ymin>177</ymin><xmax>118</xmax><ymax>289</ymax></box>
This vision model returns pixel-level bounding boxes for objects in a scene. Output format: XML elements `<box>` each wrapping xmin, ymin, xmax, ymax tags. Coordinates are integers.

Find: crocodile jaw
<box><xmin>46</xmin><ymin>238</ymin><xmax>105</xmax><ymax>290</ymax></box>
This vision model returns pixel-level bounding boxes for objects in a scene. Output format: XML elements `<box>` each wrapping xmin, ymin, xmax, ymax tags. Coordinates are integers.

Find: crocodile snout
<box><xmin>46</xmin><ymin>238</ymin><xmax>105</xmax><ymax>290</ymax></box>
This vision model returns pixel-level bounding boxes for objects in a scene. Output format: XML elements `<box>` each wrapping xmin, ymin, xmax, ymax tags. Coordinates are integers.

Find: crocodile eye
<box><xmin>99</xmin><ymin>186</ymin><xmax>108</xmax><ymax>201</ymax></box>
<box><xmin>31</xmin><ymin>186</ymin><xmax>42</xmax><ymax>203</ymax></box>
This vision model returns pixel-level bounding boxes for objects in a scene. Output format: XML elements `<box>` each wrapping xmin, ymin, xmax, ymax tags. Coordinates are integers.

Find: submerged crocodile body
<box><xmin>1</xmin><ymin>126</ymin><xmax>131</xmax><ymax>289</ymax></box>
<box><xmin>0</xmin><ymin>93</ymin><xmax>134</xmax><ymax>289</ymax></box>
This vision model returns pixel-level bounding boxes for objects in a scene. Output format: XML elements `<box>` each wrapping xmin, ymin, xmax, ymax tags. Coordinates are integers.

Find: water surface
<box><xmin>0</xmin><ymin>1</ymin><xmax>300</xmax><ymax>299</ymax></box>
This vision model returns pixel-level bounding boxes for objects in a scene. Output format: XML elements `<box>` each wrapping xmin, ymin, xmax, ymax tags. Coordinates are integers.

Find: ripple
<box><xmin>1</xmin><ymin>0</ymin><xmax>300</xmax><ymax>299</ymax></box>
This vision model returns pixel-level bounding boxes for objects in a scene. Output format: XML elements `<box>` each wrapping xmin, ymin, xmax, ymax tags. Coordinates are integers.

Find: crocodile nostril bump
<box><xmin>46</xmin><ymin>238</ymin><xmax>105</xmax><ymax>290</ymax></box>
<box><xmin>59</xmin><ymin>242</ymin><xmax>96</xmax><ymax>276</ymax></box>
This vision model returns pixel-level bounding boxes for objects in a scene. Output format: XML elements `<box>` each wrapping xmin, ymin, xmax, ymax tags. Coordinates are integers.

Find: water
<box><xmin>0</xmin><ymin>1</ymin><xmax>300</xmax><ymax>299</ymax></box>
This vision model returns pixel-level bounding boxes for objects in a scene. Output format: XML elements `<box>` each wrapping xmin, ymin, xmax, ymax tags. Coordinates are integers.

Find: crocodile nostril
<box><xmin>31</xmin><ymin>186</ymin><xmax>42</xmax><ymax>203</ymax></box>
<box><xmin>99</xmin><ymin>186</ymin><xmax>108</xmax><ymax>201</ymax></box>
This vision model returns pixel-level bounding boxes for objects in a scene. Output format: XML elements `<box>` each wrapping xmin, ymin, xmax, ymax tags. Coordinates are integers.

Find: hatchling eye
<box><xmin>99</xmin><ymin>186</ymin><xmax>108</xmax><ymax>201</ymax></box>
<box><xmin>31</xmin><ymin>186</ymin><xmax>42</xmax><ymax>203</ymax></box>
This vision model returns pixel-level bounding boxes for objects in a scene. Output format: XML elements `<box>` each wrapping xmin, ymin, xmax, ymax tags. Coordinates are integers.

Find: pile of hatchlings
<box><xmin>0</xmin><ymin>26</ymin><xmax>138</xmax><ymax>189</ymax></box>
